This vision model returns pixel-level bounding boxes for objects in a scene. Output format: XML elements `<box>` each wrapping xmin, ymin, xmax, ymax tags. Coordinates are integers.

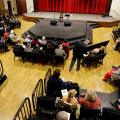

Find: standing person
<box><xmin>69</xmin><ymin>39</ymin><xmax>89</xmax><ymax>71</ymax></box>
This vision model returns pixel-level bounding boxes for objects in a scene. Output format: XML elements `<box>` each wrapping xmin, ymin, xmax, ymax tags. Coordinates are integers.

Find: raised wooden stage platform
<box><xmin>23</xmin><ymin>12</ymin><xmax>120</xmax><ymax>27</ymax></box>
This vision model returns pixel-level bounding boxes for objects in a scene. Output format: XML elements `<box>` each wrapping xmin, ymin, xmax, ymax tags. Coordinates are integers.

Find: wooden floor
<box><xmin>0</xmin><ymin>17</ymin><xmax>120</xmax><ymax>120</ymax></box>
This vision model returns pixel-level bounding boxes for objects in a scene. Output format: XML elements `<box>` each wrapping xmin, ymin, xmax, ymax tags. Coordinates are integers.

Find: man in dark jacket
<box><xmin>69</xmin><ymin>39</ymin><xmax>89</xmax><ymax>71</ymax></box>
<box><xmin>47</xmin><ymin>69</ymin><xmax>80</xmax><ymax>97</ymax></box>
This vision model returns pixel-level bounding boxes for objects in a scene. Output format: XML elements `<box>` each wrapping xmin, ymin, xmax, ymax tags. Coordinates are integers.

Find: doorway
<box><xmin>7</xmin><ymin>1</ymin><xmax>12</xmax><ymax>15</ymax></box>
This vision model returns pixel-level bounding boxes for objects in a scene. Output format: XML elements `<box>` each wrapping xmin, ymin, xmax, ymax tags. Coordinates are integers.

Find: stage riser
<box><xmin>23</xmin><ymin>14</ymin><xmax>120</xmax><ymax>27</ymax></box>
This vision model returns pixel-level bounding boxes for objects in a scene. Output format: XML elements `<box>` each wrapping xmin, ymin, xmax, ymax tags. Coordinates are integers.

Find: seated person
<box><xmin>24</xmin><ymin>34</ymin><xmax>32</xmax><ymax>43</ymax></box>
<box><xmin>47</xmin><ymin>69</ymin><xmax>80</xmax><ymax>98</ymax></box>
<box><xmin>0</xmin><ymin>37</ymin><xmax>9</xmax><ymax>52</ymax></box>
<box><xmin>3</xmin><ymin>29</ymin><xmax>12</xmax><ymax>44</ymax></box>
<box><xmin>38</xmin><ymin>36</ymin><xmax>47</xmax><ymax>45</ymax></box>
<box><xmin>103</xmin><ymin>66</ymin><xmax>120</xmax><ymax>82</ymax></box>
<box><xmin>13</xmin><ymin>40</ymin><xmax>24</xmax><ymax>51</ymax></box>
<box><xmin>55</xmin><ymin>44</ymin><xmax>67</xmax><ymax>59</ymax></box>
<box><xmin>24</xmin><ymin>43</ymin><xmax>33</xmax><ymax>52</ymax></box>
<box><xmin>84</xmin><ymin>46</ymin><xmax>105</xmax><ymax>58</ymax></box>
<box><xmin>79</xmin><ymin>90</ymin><xmax>101</xmax><ymax>109</ymax></box>
<box><xmin>9</xmin><ymin>30</ymin><xmax>19</xmax><ymax>43</ymax></box>
<box><xmin>45</xmin><ymin>42</ymin><xmax>55</xmax><ymax>54</ymax></box>
<box><xmin>113</xmin><ymin>37</ymin><xmax>120</xmax><ymax>51</ymax></box>
<box><xmin>60</xmin><ymin>89</ymin><xmax>78</xmax><ymax>109</ymax></box>
<box><xmin>56</xmin><ymin>111</ymin><xmax>70</xmax><ymax>120</ymax></box>
<box><xmin>0</xmin><ymin>25</ymin><xmax>4</xmax><ymax>37</ymax></box>
<box><xmin>31</xmin><ymin>37</ymin><xmax>40</xmax><ymax>49</ymax></box>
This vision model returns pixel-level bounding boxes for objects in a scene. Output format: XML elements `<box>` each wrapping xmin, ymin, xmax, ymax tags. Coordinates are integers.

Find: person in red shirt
<box><xmin>62</xmin><ymin>40</ymin><xmax>69</xmax><ymax>59</ymax></box>
<box><xmin>79</xmin><ymin>90</ymin><xmax>101</xmax><ymax>109</ymax></box>
<box><xmin>31</xmin><ymin>37</ymin><xmax>40</xmax><ymax>49</ymax></box>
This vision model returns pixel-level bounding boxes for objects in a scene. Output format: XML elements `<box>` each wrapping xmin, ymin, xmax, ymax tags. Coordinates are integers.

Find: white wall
<box><xmin>26</xmin><ymin>0</ymin><xmax>34</xmax><ymax>13</ymax></box>
<box><xmin>3</xmin><ymin>0</ymin><xmax>8</xmax><ymax>9</ymax></box>
<box><xmin>110</xmin><ymin>0</ymin><xmax>120</xmax><ymax>20</ymax></box>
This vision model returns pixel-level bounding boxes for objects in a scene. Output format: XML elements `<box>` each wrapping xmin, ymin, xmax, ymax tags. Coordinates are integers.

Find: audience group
<box><xmin>13</xmin><ymin>34</ymin><xmax>70</xmax><ymax>64</ymax></box>
<box><xmin>0</xmin><ymin>13</ymin><xmax>21</xmax><ymax>52</ymax></box>
<box><xmin>47</xmin><ymin>69</ymin><xmax>101</xmax><ymax>120</ymax></box>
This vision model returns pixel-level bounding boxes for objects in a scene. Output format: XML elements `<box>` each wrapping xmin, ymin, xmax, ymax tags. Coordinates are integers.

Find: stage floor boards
<box><xmin>28</xmin><ymin>19</ymin><xmax>86</xmax><ymax>39</ymax></box>
<box><xmin>0</xmin><ymin>17</ymin><xmax>120</xmax><ymax>120</ymax></box>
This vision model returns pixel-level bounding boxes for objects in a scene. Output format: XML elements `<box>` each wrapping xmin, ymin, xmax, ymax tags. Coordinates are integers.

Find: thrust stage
<box><xmin>23</xmin><ymin>19</ymin><xmax>95</xmax><ymax>48</ymax></box>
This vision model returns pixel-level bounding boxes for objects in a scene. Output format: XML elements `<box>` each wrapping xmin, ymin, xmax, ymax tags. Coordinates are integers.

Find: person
<box><xmin>13</xmin><ymin>40</ymin><xmax>24</xmax><ymax>52</ymax></box>
<box><xmin>3</xmin><ymin>29</ymin><xmax>12</xmax><ymax>44</ymax></box>
<box><xmin>24</xmin><ymin>43</ymin><xmax>33</xmax><ymax>52</ymax></box>
<box><xmin>9</xmin><ymin>30</ymin><xmax>18</xmax><ymax>43</ymax></box>
<box><xmin>55</xmin><ymin>44</ymin><xmax>67</xmax><ymax>59</ymax></box>
<box><xmin>0</xmin><ymin>37</ymin><xmax>9</xmax><ymax>52</ymax></box>
<box><xmin>47</xmin><ymin>69</ymin><xmax>80</xmax><ymax>98</ymax></box>
<box><xmin>38</xmin><ymin>36</ymin><xmax>47</xmax><ymax>50</ymax></box>
<box><xmin>113</xmin><ymin>37</ymin><xmax>120</xmax><ymax>51</ymax></box>
<box><xmin>39</xmin><ymin>36</ymin><xmax>47</xmax><ymax>45</ymax></box>
<box><xmin>62</xmin><ymin>40</ymin><xmax>70</xmax><ymax>59</ymax></box>
<box><xmin>103</xmin><ymin>66</ymin><xmax>120</xmax><ymax>83</ymax></box>
<box><xmin>60</xmin><ymin>89</ymin><xmax>78</xmax><ymax>109</ymax></box>
<box><xmin>24</xmin><ymin>34</ymin><xmax>32</xmax><ymax>43</ymax></box>
<box><xmin>31</xmin><ymin>37</ymin><xmax>40</xmax><ymax>49</ymax></box>
<box><xmin>79</xmin><ymin>90</ymin><xmax>101</xmax><ymax>109</ymax></box>
<box><xmin>83</xmin><ymin>46</ymin><xmax>105</xmax><ymax>61</ymax></box>
<box><xmin>69</xmin><ymin>39</ymin><xmax>89</xmax><ymax>71</ymax></box>
<box><xmin>56</xmin><ymin>111</ymin><xmax>70</xmax><ymax>120</ymax></box>
<box><xmin>59</xmin><ymin>89</ymin><xmax>80</xmax><ymax>120</ymax></box>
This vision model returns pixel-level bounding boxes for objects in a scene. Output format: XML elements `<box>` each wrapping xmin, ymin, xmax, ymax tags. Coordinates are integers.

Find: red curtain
<box><xmin>37</xmin><ymin>0</ymin><xmax>110</xmax><ymax>15</ymax></box>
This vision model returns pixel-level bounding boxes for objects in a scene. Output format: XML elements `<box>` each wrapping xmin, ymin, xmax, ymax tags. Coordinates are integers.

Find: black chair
<box><xmin>44</xmin><ymin>68</ymin><xmax>52</xmax><ymax>94</ymax></box>
<box><xmin>101</xmin><ymin>107</ymin><xmax>120</xmax><ymax>120</ymax></box>
<box><xmin>79</xmin><ymin>106</ymin><xmax>101</xmax><ymax>120</ymax></box>
<box><xmin>23</xmin><ymin>51</ymin><xmax>32</xmax><ymax>63</ymax></box>
<box><xmin>32</xmin><ymin>79</ymin><xmax>44</xmax><ymax>112</ymax></box>
<box><xmin>36</xmin><ymin>96</ymin><xmax>57</xmax><ymax>120</ymax></box>
<box><xmin>82</xmin><ymin>53</ymin><xmax>106</xmax><ymax>69</ymax></box>
<box><xmin>86</xmin><ymin>40</ymin><xmax>109</xmax><ymax>52</ymax></box>
<box><xmin>13</xmin><ymin>49</ymin><xmax>24</xmax><ymax>62</ymax></box>
<box><xmin>53</xmin><ymin>55</ymin><xmax>66</xmax><ymax>68</ymax></box>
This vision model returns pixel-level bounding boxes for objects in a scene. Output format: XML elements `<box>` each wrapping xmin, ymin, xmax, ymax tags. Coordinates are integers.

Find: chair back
<box><xmin>53</xmin><ymin>55</ymin><xmax>65</xmax><ymax>68</ymax></box>
<box><xmin>36</xmin><ymin>96</ymin><xmax>57</xmax><ymax>118</ymax></box>
<box><xmin>13</xmin><ymin>49</ymin><xmax>23</xmax><ymax>57</ymax></box>
<box><xmin>13</xmin><ymin>97</ymin><xmax>32</xmax><ymax>120</ymax></box>
<box><xmin>101</xmin><ymin>107</ymin><xmax>120</xmax><ymax>120</ymax></box>
<box><xmin>44</xmin><ymin>68</ymin><xmax>52</xmax><ymax>94</ymax></box>
<box><xmin>87</xmin><ymin>40</ymin><xmax>109</xmax><ymax>51</ymax></box>
<box><xmin>32</xmin><ymin>79</ymin><xmax>44</xmax><ymax>112</ymax></box>
<box><xmin>79</xmin><ymin>106</ymin><xmax>101</xmax><ymax>120</ymax></box>
<box><xmin>97</xmin><ymin>53</ymin><xmax>106</xmax><ymax>61</ymax></box>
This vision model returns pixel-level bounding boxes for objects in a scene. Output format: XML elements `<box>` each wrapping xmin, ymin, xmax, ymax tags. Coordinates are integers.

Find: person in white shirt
<box><xmin>24</xmin><ymin>35</ymin><xmax>32</xmax><ymax>43</ymax></box>
<box><xmin>9</xmin><ymin>30</ymin><xmax>18</xmax><ymax>42</ymax></box>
